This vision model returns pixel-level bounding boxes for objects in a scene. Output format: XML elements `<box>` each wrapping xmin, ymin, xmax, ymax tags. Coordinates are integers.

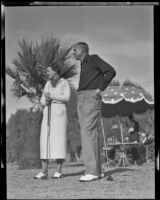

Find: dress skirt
<box><xmin>40</xmin><ymin>103</ymin><xmax>67</xmax><ymax>159</ymax></box>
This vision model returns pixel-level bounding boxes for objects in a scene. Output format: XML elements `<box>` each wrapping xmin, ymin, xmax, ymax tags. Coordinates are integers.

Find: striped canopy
<box><xmin>101</xmin><ymin>86</ymin><xmax>154</xmax><ymax>118</ymax></box>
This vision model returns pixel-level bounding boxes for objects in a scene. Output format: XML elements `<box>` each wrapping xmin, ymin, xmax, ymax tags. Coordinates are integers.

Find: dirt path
<box><xmin>7</xmin><ymin>161</ymin><xmax>155</xmax><ymax>199</ymax></box>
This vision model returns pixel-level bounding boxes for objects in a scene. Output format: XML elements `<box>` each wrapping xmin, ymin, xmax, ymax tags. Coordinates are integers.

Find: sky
<box><xmin>5</xmin><ymin>5</ymin><xmax>154</xmax><ymax>122</ymax></box>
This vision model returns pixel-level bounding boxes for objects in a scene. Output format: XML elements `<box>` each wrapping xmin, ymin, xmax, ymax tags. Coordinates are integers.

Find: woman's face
<box><xmin>47</xmin><ymin>67</ymin><xmax>59</xmax><ymax>81</ymax></box>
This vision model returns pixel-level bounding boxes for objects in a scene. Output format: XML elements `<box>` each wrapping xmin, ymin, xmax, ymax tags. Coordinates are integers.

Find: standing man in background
<box><xmin>73</xmin><ymin>42</ymin><xmax>116</xmax><ymax>182</ymax></box>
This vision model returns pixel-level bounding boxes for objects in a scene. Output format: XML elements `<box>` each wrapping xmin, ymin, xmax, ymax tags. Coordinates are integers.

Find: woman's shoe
<box><xmin>52</xmin><ymin>172</ymin><xmax>62</xmax><ymax>179</ymax></box>
<box><xmin>34</xmin><ymin>172</ymin><xmax>48</xmax><ymax>180</ymax></box>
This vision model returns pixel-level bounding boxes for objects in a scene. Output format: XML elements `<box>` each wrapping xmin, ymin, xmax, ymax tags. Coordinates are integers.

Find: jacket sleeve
<box><xmin>93</xmin><ymin>55</ymin><xmax>116</xmax><ymax>91</ymax></box>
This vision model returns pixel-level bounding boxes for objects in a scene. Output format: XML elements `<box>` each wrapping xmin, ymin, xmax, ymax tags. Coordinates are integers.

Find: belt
<box><xmin>51</xmin><ymin>101</ymin><xmax>64</xmax><ymax>104</ymax></box>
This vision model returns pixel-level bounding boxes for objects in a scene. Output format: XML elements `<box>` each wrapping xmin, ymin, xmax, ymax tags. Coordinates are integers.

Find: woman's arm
<box><xmin>40</xmin><ymin>82</ymin><xmax>49</xmax><ymax>106</ymax></box>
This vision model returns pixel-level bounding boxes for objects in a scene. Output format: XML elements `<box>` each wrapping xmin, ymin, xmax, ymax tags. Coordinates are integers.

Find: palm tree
<box><xmin>6</xmin><ymin>33</ymin><xmax>78</xmax><ymax>169</ymax></box>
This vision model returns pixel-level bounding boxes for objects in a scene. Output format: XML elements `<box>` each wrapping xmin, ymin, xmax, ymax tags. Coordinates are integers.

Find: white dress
<box><xmin>40</xmin><ymin>78</ymin><xmax>70</xmax><ymax>159</ymax></box>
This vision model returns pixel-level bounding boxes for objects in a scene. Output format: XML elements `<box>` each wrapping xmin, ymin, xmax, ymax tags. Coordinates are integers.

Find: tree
<box><xmin>122</xmin><ymin>79</ymin><xmax>145</xmax><ymax>90</ymax></box>
<box><xmin>6</xmin><ymin>109</ymin><xmax>29</xmax><ymax>163</ymax></box>
<box><xmin>18</xmin><ymin>110</ymin><xmax>43</xmax><ymax>169</ymax></box>
<box><xmin>66</xmin><ymin>87</ymin><xmax>82</xmax><ymax>161</ymax></box>
<box><xmin>110</xmin><ymin>79</ymin><xmax>121</xmax><ymax>86</ymax></box>
<box><xmin>6</xmin><ymin>33</ymin><xmax>77</xmax><ymax>169</ymax></box>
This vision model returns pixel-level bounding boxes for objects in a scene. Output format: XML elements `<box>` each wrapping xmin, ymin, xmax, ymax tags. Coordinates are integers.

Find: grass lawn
<box><xmin>7</xmin><ymin>161</ymin><xmax>155</xmax><ymax>199</ymax></box>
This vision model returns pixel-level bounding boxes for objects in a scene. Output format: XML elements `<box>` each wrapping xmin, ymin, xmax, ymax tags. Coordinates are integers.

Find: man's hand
<box><xmin>94</xmin><ymin>88</ymin><xmax>101</xmax><ymax>96</ymax></box>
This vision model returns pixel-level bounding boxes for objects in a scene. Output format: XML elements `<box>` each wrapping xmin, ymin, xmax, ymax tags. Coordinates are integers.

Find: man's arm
<box><xmin>93</xmin><ymin>55</ymin><xmax>116</xmax><ymax>91</ymax></box>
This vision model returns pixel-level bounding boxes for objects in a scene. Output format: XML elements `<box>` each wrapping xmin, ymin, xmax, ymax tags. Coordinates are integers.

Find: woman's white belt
<box><xmin>51</xmin><ymin>100</ymin><xmax>63</xmax><ymax>104</ymax></box>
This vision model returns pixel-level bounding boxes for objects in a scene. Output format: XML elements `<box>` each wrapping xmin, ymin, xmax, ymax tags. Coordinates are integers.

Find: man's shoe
<box><xmin>79</xmin><ymin>174</ymin><xmax>99</xmax><ymax>182</ymax></box>
<box><xmin>34</xmin><ymin>172</ymin><xmax>48</xmax><ymax>180</ymax></box>
<box><xmin>99</xmin><ymin>173</ymin><xmax>104</xmax><ymax>178</ymax></box>
<box><xmin>52</xmin><ymin>172</ymin><xmax>62</xmax><ymax>179</ymax></box>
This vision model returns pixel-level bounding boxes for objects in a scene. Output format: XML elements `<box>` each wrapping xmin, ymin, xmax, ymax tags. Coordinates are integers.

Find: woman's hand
<box><xmin>44</xmin><ymin>92</ymin><xmax>52</xmax><ymax>105</ymax></box>
<box><xmin>44</xmin><ymin>92</ymin><xmax>51</xmax><ymax>98</ymax></box>
<box><xmin>45</xmin><ymin>99</ymin><xmax>51</xmax><ymax>106</ymax></box>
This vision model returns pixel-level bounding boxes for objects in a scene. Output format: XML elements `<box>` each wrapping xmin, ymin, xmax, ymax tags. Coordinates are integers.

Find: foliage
<box><xmin>6</xmin><ymin>33</ymin><xmax>78</xmax><ymax>107</ymax></box>
<box><xmin>110</xmin><ymin>79</ymin><xmax>121</xmax><ymax>86</ymax></box>
<box><xmin>122</xmin><ymin>79</ymin><xmax>145</xmax><ymax>90</ymax></box>
<box><xmin>6</xmin><ymin>109</ymin><xmax>42</xmax><ymax>165</ymax></box>
<box><xmin>6</xmin><ymin>109</ymin><xmax>29</xmax><ymax>162</ymax></box>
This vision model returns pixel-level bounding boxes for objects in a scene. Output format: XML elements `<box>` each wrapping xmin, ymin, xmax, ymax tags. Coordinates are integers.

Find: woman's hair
<box><xmin>75</xmin><ymin>42</ymin><xmax>89</xmax><ymax>53</ymax></box>
<box><xmin>47</xmin><ymin>66</ymin><xmax>61</xmax><ymax>75</ymax></box>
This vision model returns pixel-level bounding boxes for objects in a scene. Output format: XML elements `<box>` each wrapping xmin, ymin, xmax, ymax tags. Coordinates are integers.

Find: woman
<box><xmin>34</xmin><ymin>66</ymin><xmax>71</xmax><ymax>179</ymax></box>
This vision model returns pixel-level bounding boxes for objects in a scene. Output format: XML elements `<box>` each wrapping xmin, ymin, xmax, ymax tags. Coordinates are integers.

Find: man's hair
<box><xmin>75</xmin><ymin>42</ymin><xmax>89</xmax><ymax>53</ymax></box>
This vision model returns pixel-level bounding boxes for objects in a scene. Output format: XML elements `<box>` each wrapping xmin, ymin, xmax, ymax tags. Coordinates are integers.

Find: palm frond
<box><xmin>60</xmin><ymin>64</ymin><xmax>78</xmax><ymax>79</ymax></box>
<box><xmin>5</xmin><ymin>65</ymin><xmax>20</xmax><ymax>81</ymax></box>
<box><xmin>6</xmin><ymin>32</ymin><xmax>78</xmax><ymax>103</ymax></box>
<box><xmin>52</xmin><ymin>45</ymin><xmax>72</xmax><ymax>67</ymax></box>
<box><xmin>10</xmin><ymin>81</ymin><xmax>26</xmax><ymax>98</ymax></box>
<box><xmin>38</xmin><ymin>33</ymin><xmax>60</xmax><ymax>68</ymax></box>
<box><xmin>16</xmin><ymin>39</ymin><xmax>40</xmax><ymax>83</ymax></box>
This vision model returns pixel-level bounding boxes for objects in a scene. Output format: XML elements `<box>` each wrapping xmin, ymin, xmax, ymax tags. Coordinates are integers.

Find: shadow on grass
<box><xmin>63</xmin><ymin>162</ymin><xmax>135</xmax><ymax>178</ymax></box>
<box><xmin>63</xmin><ymin>170</ymin><xmax>85</xmax><ymax>177</ymax></box>
<box><xmin>62</xmin><ymin>168</ymin><xmax>134</xmax><ymax>179</ymax></box>
<box><xmin>64</xmin><ymin>162</ymin><xmax>84</xmax><ymax>168</ymax></box>
<box><xmin>103</xmin><ymin>167</ymin><xmax>135</xmax><ymax>177</ymax></box>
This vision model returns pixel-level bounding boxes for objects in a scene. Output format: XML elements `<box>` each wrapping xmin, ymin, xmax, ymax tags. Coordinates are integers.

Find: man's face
<box><xmin>72</xmin><ymin>45</ymin><xmax>83</xmax><ymax>60</ymax></box>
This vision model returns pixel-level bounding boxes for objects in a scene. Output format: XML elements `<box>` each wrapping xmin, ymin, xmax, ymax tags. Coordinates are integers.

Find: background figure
<box><xmin>140</xmin><ymin>133</ymin><xmax>147</xmax><ymax>144</ymax></box>
<box><xmin>73</xmin><ymin>42</ymin><xmax>116</xmax><ymax>182</ymax></box>
<box><xmin>127</xmin><ymin>114</ymin><xmax>145</xmax><ymax>164</ymax></box>
<box><xmin>34</xmin><ymin>66</ymin><xmax>71</xmax><ymax>179</ymax></box>
<box><xmin>128</xmin><ymin>114</ymin><xmax>140</xmax><ymax>143</ymax></box>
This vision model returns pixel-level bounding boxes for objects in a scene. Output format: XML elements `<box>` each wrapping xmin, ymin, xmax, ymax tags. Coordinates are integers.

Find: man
<box><xmin>128</xmin><ymin>114</ymin><xmax>140</xmax><ymax>143</ymax></box>
<box><xmin>73</xmin><ymin>42</ymin><xmax>116</xmax><ymax>182</ymax></box>
<box><xmin>127</xmin><ymin>114</ymin><xmax>145</xmax><ymax>164</ymax></box>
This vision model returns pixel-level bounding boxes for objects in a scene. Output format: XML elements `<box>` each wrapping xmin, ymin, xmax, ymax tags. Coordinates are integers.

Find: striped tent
<box><xmin>100</xmin><ymin>86</ymin><xmax>154</xmax><ymax>159</ymax></box>
<box><xmin>101</xmin><ymin>86</ymin><xmax>154</xmax><ymax>118</ymax></box>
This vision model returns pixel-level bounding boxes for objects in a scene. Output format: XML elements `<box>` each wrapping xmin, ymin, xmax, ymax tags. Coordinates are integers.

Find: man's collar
<box><xmin>82</xmin><ymin>54</ymin><xmax>90</xmax><ymax>64</ymax></box>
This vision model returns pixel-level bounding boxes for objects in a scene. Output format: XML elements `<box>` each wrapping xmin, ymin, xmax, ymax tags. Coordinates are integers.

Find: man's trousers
<box><xmin>77</xmin><ymin>90</ymin><xmax>102</xmax><ymax>176</ymax></box>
